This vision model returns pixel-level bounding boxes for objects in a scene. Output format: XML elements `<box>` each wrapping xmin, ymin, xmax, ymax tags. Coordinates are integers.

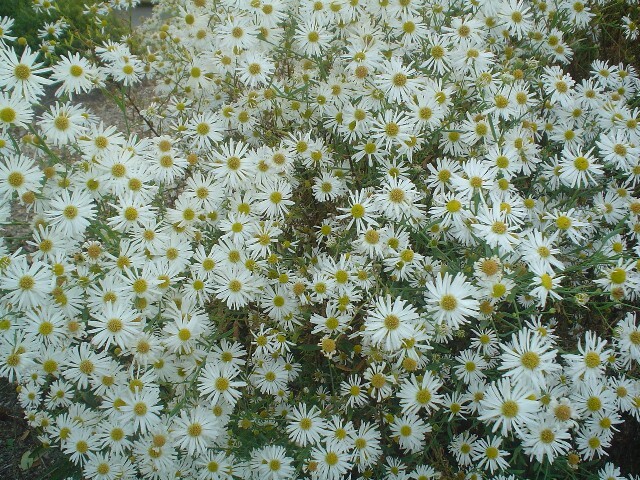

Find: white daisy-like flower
<box><xmin>119</xmin><ymin>387</ymin><xmax>163</xmax><ymax>435</ymax></box>
<box><xmin>397</xmin><ymin>372</ymin><xmax>444</xmax><ymax>414</ymax></box>
<box><xmin>210</xmin><ymin>140</ymin><xmax>255</xmax><ymax>189</ymax></box>
<box><xmin>255</xmin><ymin>177</ymin><xmax>294</xmax><ymax>219</ymax></box>
<box><xmin>471</xmin><ymin>435</ymin><xmax>510</xmax><ymax>474</ymax></box>
<box><xmin>336</xmin><ymin>189</ymin><xmax>379</xmax><ymax>233</ymax></box>
<box><xmin>87</xmin><ymin>301</ymin><xmax>141</xmax><ymax>350</ymax></box>
<box><xmin>424</xmin><ymin>272</ymin><xmax>480</xmax><ymax>330</ymax></box>
<box><xmin>198</xmin><ymin>362</ymin><xmax>246</xmax><ymax>406</ymax></box>
<box><xmin>39</xmin><ymin>102</ymin><xmax>87</xmax><ymax>147</ymax></box>
<box><xmin>0</xmin><ymin>45</ymin><xmax>52</xmax><ymax>101</ymax></box>
<box><xmin>294</xmin><ymin>20</ymin><xmax>331</xmax><ymax>57</ymax></box>
<box><xmin>478</xmin><ymin>377</ymin><xmax>540</xmax><ymax>436</ymax></box>
<box><xmin>0</xmin><ymin>154</ymin><xmax>43</xmax><ymax>202</ymax></box>
<box><xmin>310</xmin><ymin>444</ymin><xmax>352</xmax><ymax>480</ymax></box>
<box><xmin>45</xmin><ymin>188</ymin><xmax>97</xmax><ymax>239</ymax></box>
<box><xmin>171</xmin><ymin>406</ymin><xmax>219</xmax><ymax>455</ymax></box>
<box><xmin>286</xmin><ymin>403</ymin><xmax>328</xmax><ymax>447</ymax></box>
<box><xmin>51</xmin><ymin>52</ymin><xmax>103</xmax><ymax>98</ymax></box>
<box><xmin>472</xmin><ymin>203</ymin><xmax>521</xmax><ymax>254</ymax></box>
<box><xmin>564</xmin><ymin>331</ymin><xmax>612</xmax><ymax>383</ymax></box>
<box><xmin>253</xmin><ymin>445</ymin><xmax>295</xmax><ymax>480</ymax></box>
<box><xmin>186</xmin><ymin>112</ymin><xmax>224</xmax><ymax>151</ymax></box>
<box><xmin>376</xmin><ymin>57</ymin><xmax>424</xmax><ymax>104</ymax></box>
<box><xmin>0</xmin><ymin>256</ymin><xmax>54</xmax><ymax>310</ymax></box>
<box><xmin>559</xmin><ymin>146</ymin><xmax>603</xmax><ymax>188</ymax></box>
<box><xmin>0</xmin><ymin>16</ymin><xmax>16</xmax><ymax>44</ymax></box>
<box><xmin>520</xmin><ymin>414</ymin><xmax>572</xmax><ymax>463</ymax></box>
<box><xmin>0</xmin><ymin>90</ymin><xmax>32</xmax><ymax>129</ymax></box>
<box><xmin>213</xmin><ymin>266</ymin><xmax>260</xmax><ymax>310</ymax></box>
<box><xmin>390</xmin><ymin>412</ymin><xmax>431</xmax><ymax>454</ymax></box>
<box><xmin>498</xmin><ymin>328</ymin><xmax>561</xmax><ymax>391</ymax></box>
<box><xmin>237</xmin><ymin>51</ymin><xmax>275</xmax><ymax>87</ymax></box>
<box><xmin>363</xmin><ymin>294</ymin><xmax>419</xmax><ymax>352</ymax></box>
<box><xmin>373</xmin><ymin>175</ymin><xmax>423</xmax><ymax>222</ymax></box>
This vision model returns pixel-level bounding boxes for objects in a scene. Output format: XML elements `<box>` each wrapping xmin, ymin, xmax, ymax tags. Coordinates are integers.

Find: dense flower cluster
<box><xmin>1</xmin><ymin>0</ymin><xmax>640</xmax><ymax>479</ymax></box>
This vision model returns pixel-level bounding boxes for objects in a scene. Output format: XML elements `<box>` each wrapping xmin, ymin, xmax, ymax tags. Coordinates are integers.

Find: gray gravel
<box><xmin>117</xmin><ymin>5</ymin><xmax>154</xmax><ymax>27</ymax></box>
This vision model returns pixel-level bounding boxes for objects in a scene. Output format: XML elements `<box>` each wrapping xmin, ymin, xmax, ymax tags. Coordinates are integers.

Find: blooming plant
<box><xmin>1</xmin><ymin>0</ymin><xmax>640</xmax><ymax>479</ymax></box>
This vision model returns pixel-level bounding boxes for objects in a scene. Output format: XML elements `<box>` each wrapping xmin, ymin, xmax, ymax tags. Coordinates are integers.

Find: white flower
<box><xmin>363</xmin><ymin>294</ymin><xmax>419</xmax><ymax>352</ymax></box>
<box><xmin>251</xmin><ymin>357</ymin><xmax>288</xmax><ymax>395</ymax></box>
<box><xmin>449</xmin><ymin>431</ymin><xmax>477</xmax><ymax>467</ymax></box>
<box><xmin>195</xmin><ymin>450</ymin><xmax>236</xmax><ymax>480</ymax></box>
<box><xmin>51</xmin><ymin>52</ymin><xmax>103</xmax><ymax>98</ymax></box>
<box><xmin>162</xmin><ymin>307</ymin><xmax>208</xmax><ymax>354</ymax></box>
<box><xmin>61</xmin><ymin>343</ymin><xmax>109</xmax><ymax>390</ymax></box>
<box><xmin>376</xmin><ymin>57</ymin><xmax>424</xmax><ymax>104</ymax></box>
<box><xmin>528</xmin><ymin>262</ymin><xmax>564</xmax><ymax>308</ymax></box>
<box><xmin>473</xmin><ymin>203</ymin><xmax>521</xmax><ymax>253</ymax></box>
<box><xmin>498</xmin><ymin>0</ymin><xmax>533</xmax><ymax>38</ymax></box>
<box><xmin>450</xmin><ymin>158</ymin><xmax>496</xmax><ymax>200</ymax></box>
<box><xmin>187</xmin><ymin>112</ymin><xmax>224</xmax><ymax>151</ymax></box>
<box><xmin>564</xmin><ymin>331</ymin><xmax>612</xmax><ymax>383</ymax></box>
<box><xmin>286</xmin><ymin>403</ymin><xmax>328</xmax><ymax>447</ymax></box>
<box><xmin>213</xmin><ymin>265</ymin><xmax>260</xmax><ymax>310</ymax></box>
<box><xmin>454</xmin><ymin>349</ymin><xmax>488</xmax><ymax>384</ymax></box>
<box><xmin>615</xmin><ymin>313</ymin><xmax>640</xmax><ymax>367</ymax></box>
<box><xmin>210</xmin><ymin>140</ymin><xmax>255</xmax><ymax>189</ymax></box>
<box><xmin>119</xmin><ymin>387</ymin><xmax>163</xmax><ymax>435</ymax></box>
<box><xmin>623</xmin><ymin>16</ymin><xmax>639</xmax><ymax>40</ymax></box>
<box><xmin>310</xmin><ymin>444</ymin><xmax>351</xmax><ymax>480</ymax></box>
<box><xmin>370</xmin><ymin>109</ymin><xmax>416</xmax><ymax>150</ymax></box>
<box><xmin>24</xmin><ymin>304</ymin><xmax>66</xmax><ymax>347</ymax></box>
<box><xmin>471</xmin><ymin>435</ymin><xmax>509</xmax><ymax>474</ymax></box>
<box><xmin>390</xmin><ymin>412</ymin><xmax>431</xmax><ymax>453</ymax></box>
<box><xmin>349</xmin><ymin>422</ymin><xmax>382</xmax><ymax>469</ymax></box>
<box><xmin>0</xmin><ymin>16</ymin><xmax>16</xmax><ymax>44</ymax></box>
<box><xmin>108</xmin><ymin>192</ymin><xmax>157</xmax><ymax>233</ymax></box>
<box><xmin>79</xmin><ymin>123</ymin><xmax>126</xmax><ymax>161</ymax></box>
<box><xmin>575</xmin><ymin>428</ymin><xmax>610</xmax><ymax>460</ymax></box>
<box><xmin>498</xmin><ymin>328</ymin><xmax>561</xmax><ymax>390</ymax></box>
<box><xmin>0</xmin><ymin>45</ymin><xmax>52</xmax><ymax>101</ymax></box>
<box><xmin>397</xmin><ymin>372</ymin><xmax>444</xmax><ymax>414</ymax></box>
<box><xmin>519</xmin><ymin>230</ymin><xmax>564</xmax><ymax>272</ymax></box>
<box><xmin>521</xmin><ymin>415</ymin><xmax>571</xmax><ymax>463</ymax></box>
<box><xmin>336</xmin><ymin>189</ymin><xmax>379</xmax><ymax>233</ymax></box>
<box><xmin>237</xmin><ymin>52</ymin><xmax>275</xmax><ymax>87</ymax></box>
<box><xmin>88</xmin><ymin>301</ymin><xmax>141</xmax><ymax>350</ymax></box>
<box><xmin>171</xmin><ymin>406</ymin><xmax>219</xmax><ymax>455</ymax></box>
<box><xmin>110</xmin><ymin>56</ymin><xmax>142</xmax><ymax>86</ymax></box>
<box><xmin>0</xmin><ymin>90</ymin><xmax>32</xmax><ymax>129</ymax></box>
<box><xmin>424</xmin><ymin>272</ymin><xmax>479</xmax><ymax>330</ymax></box>
<box><xmin>253</xmin><ymin>445</ymin><xmax>295</xmax><ymax>480</ymax></box>
<box><xmin>198</xmin><ymin>362</ymin><xmax>246</xmax><ymax>406</ymax></box>
<box><xmin>255</xmin><ymin>177</ymin><xmax>294</xmax><ymax>219</ymax></box>
<box><xmin>0</xmin><ymin>256</ymin><xmax>54</xmax><ymax>310</ymax></box>
<box><xmin>0</xmin><ymin>154</ymin><xmax>43</xmax><ymax>202</ymax></box>
<box><xmin>216</xmin><ymin>14</ymin><xmax>259</xmax><ymax>51</ymax></box>
<box><xmin>478</xmin><ymin>377</ymin><xmax>540</xmax><ymax>436</ymax></box>
<box><xmin>312</xmin><ymin>171</ymin><xmax>346</xmax><ymax>202</ymax></box>
<box><xmin>39</xmin><ymin>102</ymin><xmax>87</xmax><ymax>146</ymax></box>
<box><xmin>339</xmin><ymin>375</ymin><xmax>368</xmax><ymax>408</ymax></box>
<box><xmin>373</xmin><ymin>176</ymin><xmax>423</xmax><ymax>222</ymax></box>
<box><xmin>294</xmin><ymin>20</ymin><xmax>331</xmax><ymax>56</ymax></box>
<box><xmin>63</xmin><ymin>427</ymin><xmax>98</xmax><ymax>466</ymax></box>
<box><xmin>559</xmin><ymin>146</ymin><xmax>603</xmax><ymax>188</ymax></box>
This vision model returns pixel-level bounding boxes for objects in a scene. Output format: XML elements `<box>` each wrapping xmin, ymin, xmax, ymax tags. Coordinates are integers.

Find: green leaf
<box><xmin>20</xmin><ymin>450</ymin><xmax>34</xmax><ymax>470</ymax></box>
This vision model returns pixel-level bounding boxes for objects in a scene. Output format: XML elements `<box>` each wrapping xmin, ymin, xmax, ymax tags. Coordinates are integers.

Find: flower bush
<box><xmin>1</xmin><ymin>0</ymin><xmax>640</xmax><ymax>479</ymax></box>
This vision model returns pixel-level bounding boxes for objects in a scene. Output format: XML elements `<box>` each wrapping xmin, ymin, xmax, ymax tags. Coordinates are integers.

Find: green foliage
<box><xmin>0</xmin><ymin>0</ymin><xmax>47</xmax><ymax>49</ymax></box>
<box><xmin>0</xmin><ymin>0</ymin><xmax>129</xmax><ymax>60</ymax></box>
<box><xmin>568</xmin><ymin>1</ymin><xmax>640</xmax><ymax>80</ymax></box>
